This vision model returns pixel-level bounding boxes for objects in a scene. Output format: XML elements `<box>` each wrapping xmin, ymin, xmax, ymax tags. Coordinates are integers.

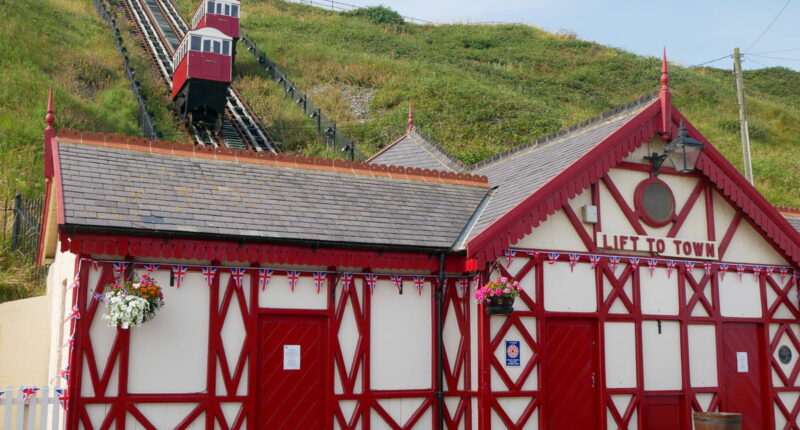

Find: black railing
<box><xmin>95</xmin><ymin>0</ymin><xmax>160</xmax><ymax>140</ymax></box>
<box><xmin>240</xmin><ymin>33</ymin><xmax>366</xmax><ymax>161</ymax></box>
<box><xmin>0</xmin><ymin>194</ymin><xmax>47</xmax><ymax>296</ymax></box>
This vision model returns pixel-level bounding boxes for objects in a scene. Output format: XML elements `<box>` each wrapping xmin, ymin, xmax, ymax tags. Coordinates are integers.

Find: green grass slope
<box><xmin>174</xmin><ymin>0</ymin><xmax>800</xmax><ymax>206</ymax></box>
<box><xmin>0</xmin><ymin>0</ymin><xmax>187</xmax><ymax>201</ymax></box>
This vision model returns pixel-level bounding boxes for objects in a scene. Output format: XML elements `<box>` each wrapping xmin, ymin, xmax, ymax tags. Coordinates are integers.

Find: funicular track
<box><xmin>122</xmin><ymin>0</ymin><xmax>278</xmax><ymax>152</ymax></box>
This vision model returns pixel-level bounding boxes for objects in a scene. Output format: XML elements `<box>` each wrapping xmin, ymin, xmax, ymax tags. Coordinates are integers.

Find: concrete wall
<box><xmin>0</xmin><ymin>295</ymin><xmax>51</xmax><ymax>386</ymax></box>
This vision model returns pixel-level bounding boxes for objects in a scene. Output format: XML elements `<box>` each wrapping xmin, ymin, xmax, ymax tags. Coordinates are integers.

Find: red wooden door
<box><xmin>257</xmin><ymin>315</ymin><xmax>328</xmax><ymax>429</ymax></box>
<box><xmin>544</xmin><ymin>318</ymin><xmax>599</xmax><ymax>429</ymax></box>
<box><xmin>642</xmin><ymin>395</ymin><xmax>684</xmax><ymax>430</ymax></box>
<box><xmin>721</xmin><ymin>323</ymin><xmax>768</xmax><ymax>430</ymax></box>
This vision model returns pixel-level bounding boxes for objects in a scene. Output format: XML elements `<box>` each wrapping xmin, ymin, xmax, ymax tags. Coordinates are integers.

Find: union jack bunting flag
<box><xmin>258</xmin><ymin>269</ymin><xmax>274</xmax><ymax>291</ymax></box>
<box><xmin>364</xmin><ymin>273</ymin><xmax>379</xmax><ymax>294</ymax></box>
<box><xmin>64</xmin><ymin>305</ymin><xmax>80</xmax><ymax>322</ymax></box>
<box><xmin>547</xmin><ymin>252</ymin><xmax>560</xmax><ymax>264</ymax></box>
<box><xmin>779</xmin><ymin>267</ymin><xmax>789</xmax><ymax>283</ymax></box>
<box><xmin>55</xmin><ymin>388</ymin><xmax>68</xmax><ymax>410</ymax></box>
<box><xmin>589</xmin><ymin>255</ymin><xmax>602</xmax><ymax>270</ymax></box>
<box><xmin>230</xmin><ymin>267</ymin><xmax>246</xmax><ymax>289</ymax></box>
<box><xmin>504</xmin><ymin>249</ymin><xmax>517</xmax><ymax>267</ymax></box>
<box><xmin>172</xmin><ymin>265</ymin><xmax>188</xmax><ymax>288</ymax></box>
<box><xmin>70</xmin><ymin>271</ymin><xmax>80</xmax><ymax>290</ymax></box>
<box><xmin>143</xmin><ymin>263</ymin><xmax>160</xmax><ymax>273</ymax></box>
<box><xmin>647</xmin><ymin>259</ymin><xmax>658</xmax><ymax>277</ymax></box>
<box><xmin>526</xmin><ymin>250</ymin><xmax>539</xmax><ymax>259</ymax></box>
<box><xmin>719</xmin><ymin>263</ymin><xmax>730</xmax><ymax>280</ymax></box>
<box><xmin>312</xmin><ymin>272</ymin><xmax>327</xmax><ymax>294</ymax></box>
<box><xmin>60</xmin><ymin>332</ymin><xmax>76</xmax><ymax>350</ymax></box>
<box><xmin>390</xmin><ymin>275</ymin><xmax>404</xmax><ymax>293</ymax></box>
<box><xmin>666</xmin><ymin>260</ymin><xmax>677</xmax><ymax>278</ymax></box>
<box><xmin>201</xmin><ymin>266</ymin><xmax>217</xmax><ymax>288</ymax></box>
<box><xmin>21</xmin><ymin>387</ymin><xmax>40</xmax><ymax>402</ymax></box>
<box><xmin>568</xmin><ymin>253</ymin><xmax>581</xmax><ymax>272</ymax></box>
<box><xmin>609</xmin><ymin>256</ymin><xmax>621</xmax><ymax>273</ymax></box>
<box><xmin>286</xmin><ymin>270</ymin><xmax>301</xmax><ymax>292</ymax></box>
<box><xmin>340</xmin><ymin>272</ymin><xmax>354</xmax><ymax>293</ymax></box>
<box><xmin>458</xmin><ymin>277</ymin><xmax>471</xmax><ymax>295</ymax></box>
<box><xmin>0</xmin><ymin>390</ymin><xmax>4</xmax><ymax>399</ymax></box>
<box><xmin>412</xmin><ymin>275</ymin><xmax>426</xmax><ymax>295</ymax></box>
<box><xmin>112</xmin><ymin>262</ymin><xmax>129</xmax><ymax>280</ymax></box>
<box><xmin>81</xmin><ymin>257</ymin><xmax>98</xmax><ymax>272</ymax></box>
<box><xmin>752</xmin><ymin>265</ymin><xmax>763</xmax><ymax>280</ymax></box>
<box><xmin>58</xmin><ymin>366</ymin><xmax>70</xmax><ymax>382</ymax></box>
<box><xmin>736</xmin><ymin>264</ymin><xmax>746</xmax><ymax>281</ymax></box>
<box><xmin>703</xmin><ymin>262</ymin><xmax>713</xmax><ymax>276</ymax></box>
<box><xmin>628</xmin><ymin>257</ymin><xmax>640</xmax><ymax>271</ymax></box>
<box><xmin>765</xmin><ymin>266</ymin><xmax>774</xmax><ymax>279</ymax></box>
<box><xmin>685</xmin><ymin>261</ymin><xmax>696</xmax><ymax>272</ymax></box>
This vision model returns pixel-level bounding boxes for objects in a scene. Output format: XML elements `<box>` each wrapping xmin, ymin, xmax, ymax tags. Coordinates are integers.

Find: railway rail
<box><xmin>122</xmin><ymin>0</ymin><xmax>278</xmax><ymax>152</ymax></box>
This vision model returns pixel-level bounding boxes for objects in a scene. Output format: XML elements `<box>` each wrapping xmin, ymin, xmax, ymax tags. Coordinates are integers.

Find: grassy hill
<box><xmin>173</xmin><ymin>0</ymin><xmax>800</xmax><ymax>207</ymax></box>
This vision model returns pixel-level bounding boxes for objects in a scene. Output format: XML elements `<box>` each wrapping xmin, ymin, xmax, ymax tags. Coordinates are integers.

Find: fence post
<box><xmin>11</xmin><ymin>193</ymin><xmax>22</xmax><ymax>250</ymax></box>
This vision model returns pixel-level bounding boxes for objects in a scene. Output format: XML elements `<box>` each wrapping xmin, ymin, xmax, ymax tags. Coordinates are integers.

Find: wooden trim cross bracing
<box><xmin>64</xmin><ymin>259</ymin><xmax>478</xmax><ymax>429</ymax></box>
<box><xmin>477</xmin><ymin>164</ymin><xmax>800</xmax><ymax>429</ymax></box>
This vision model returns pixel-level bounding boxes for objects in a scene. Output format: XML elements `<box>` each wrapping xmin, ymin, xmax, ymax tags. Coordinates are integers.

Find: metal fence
<box><xmin>240</xmin><ymin>33</ymin><xmax>367</xmax><ymax>161</ymax></box>
<box><xmin>94</xmin><ymin>0</ymin><xmax>160</xmax><ymax>140</ymax></box>
<box><xmin>1</xmin><ymin>194</ymin><xmax>47</xmax><ymax>288</ymax></box>
<box><xmin>1</xmin><ymin>195</ymin><xmax>42</xmax><ymax>257</ymax></box>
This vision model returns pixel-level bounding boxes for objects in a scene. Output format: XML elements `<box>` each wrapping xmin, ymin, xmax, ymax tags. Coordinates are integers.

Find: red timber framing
<box><xmin>63</xmin><ymin>249</ymin><xmax>478</xmax><ymax>429</ymax></box>
<box><xmin>475</xmin><ymin>163</ymin><xmax>800</xmax><ymax>429</ymax></box>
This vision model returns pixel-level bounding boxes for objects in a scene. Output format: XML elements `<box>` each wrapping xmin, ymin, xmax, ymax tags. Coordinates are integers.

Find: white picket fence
<box><xmin>0</xmin><ymin>386</ymin><xmax>65</xmax><ymax>430</ymax></box>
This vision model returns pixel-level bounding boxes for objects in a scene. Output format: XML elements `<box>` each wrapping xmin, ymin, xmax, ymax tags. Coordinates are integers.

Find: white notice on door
<box><xmin>736</xmin><ymin>351</ymin><xmax>748</xmax><ymax>372</ymax></box>
<box><xmin>284</xmin><ymin>345</ymin><xmax>301</xmax><ymax>370</ymax></box>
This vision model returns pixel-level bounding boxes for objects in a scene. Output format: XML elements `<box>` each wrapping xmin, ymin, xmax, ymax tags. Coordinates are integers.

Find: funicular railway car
<box><xmin>192</xmin><ymin>0</ymin><xmax>240</xmax><ymax>52</ymax></box>
<box><xmin>171</xmin><ymin>27</ymin><xmax>233</xmax><ymax>132</ymax></box>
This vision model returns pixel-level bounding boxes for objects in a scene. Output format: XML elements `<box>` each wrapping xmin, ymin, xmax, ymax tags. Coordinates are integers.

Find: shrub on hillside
<box><xmin>344</xmin><ymin>6</ymin><xmax>405</xmax><ymax>26</ymax></box>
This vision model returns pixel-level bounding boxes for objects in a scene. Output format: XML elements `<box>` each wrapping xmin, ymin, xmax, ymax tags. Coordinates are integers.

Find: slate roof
<box><xmin>368</xmin><ymin>129</ymin><xmax>466</xmax><ymax>172</ymax></box>
<box><xmin>466</xmin><ymin>99</ymin><xmax>652</xmax><ymax>240</ymax></box>
<box><xmin>367</xmin><ymin>95</ymin><xmax>656</xmax><ymax>243</ymax></box>
<box><xmin>786</xmin><ymin>217</ymin><xmax>800</xmax><ymax>234</ymax></box>
<box><xmin>56</xmin><ymin>138</ymin><xmax>489</xmax><ymax>249</ymax></box>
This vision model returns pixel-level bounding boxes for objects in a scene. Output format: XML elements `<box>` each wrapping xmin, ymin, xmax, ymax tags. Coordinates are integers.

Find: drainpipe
<box><xmin>436</xmin><ymin>252</ymin><xmax>446</xmax><ymax>429</ymax></box>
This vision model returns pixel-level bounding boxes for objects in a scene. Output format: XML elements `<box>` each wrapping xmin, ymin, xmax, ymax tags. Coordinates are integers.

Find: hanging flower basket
<box><xmin>475</xmin><ymin>277</ymin><xmax>520</xmax><ymax>315</ymax></box>
<box><xmin>95</xmin><ymin>274</ymin><xmax>165</xmax><ymax>329</ymax></box>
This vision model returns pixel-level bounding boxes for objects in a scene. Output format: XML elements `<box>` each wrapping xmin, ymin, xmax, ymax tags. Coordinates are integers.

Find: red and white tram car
<box><xmin>192</xmin><ymin>0</ymin><xmax>240</xmax><ymax>40</ymax></box>
<box><xmin>171</xmin><ymin>27</ymin><xmax>233</xmax><ymax>131</ymax></box>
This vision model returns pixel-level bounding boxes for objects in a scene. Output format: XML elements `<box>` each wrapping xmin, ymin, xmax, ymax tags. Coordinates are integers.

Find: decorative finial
<box><xmin>45</xmin><ymin>86</ymin><xmax>55</xmax><ymax>130</ymax></box>
<box><xmin>659</xmin><ymin>48</ymin><xmax>672</xmax><ymax>139</ymax></box>
<box><xmin>407</xmin><ymin>102</ymin><xmax>414</xmax><ymax>132</ymax></box>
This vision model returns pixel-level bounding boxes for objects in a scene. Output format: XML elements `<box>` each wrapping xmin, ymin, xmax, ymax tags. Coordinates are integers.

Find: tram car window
<box><xmin>171</xmin><ymin>27</ymin><xmax>233</xmax><ymax>133</ymax></box>
<box><xmin>192</xmin><ymin>0</ymin><xmax>241</xmax><ymax>40</ymax></box>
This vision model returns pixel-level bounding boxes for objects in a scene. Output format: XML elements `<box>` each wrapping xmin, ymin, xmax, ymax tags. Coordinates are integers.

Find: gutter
<box><xmin>452</xmin><ymin>186</ymin><xmax>498</xmax><ymax>251</ymax></box>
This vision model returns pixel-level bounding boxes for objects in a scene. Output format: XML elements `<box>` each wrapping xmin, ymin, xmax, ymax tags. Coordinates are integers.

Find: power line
<box><xmin>747</xmin><ymin>47</ymin><xmax>800</xmax><ymax>55</ymax></box>
<box><xmin>689</xmin><ymin>54</ymin><xmax>731</xmax><ymax>68</ymax></box>
<box><xmin>745</xmin><ymin>57</ymin><xmax>770</xmax><ymax>68</ymax></box>
<box><xmin>747</xmin><ymin>54</ymin><xmax>800</xmax><ymax>61</ymax></box>
<box><xmin>745</xmin><ymin>0</ymin><xmax>793</xmax><ymax>53</ymax></box>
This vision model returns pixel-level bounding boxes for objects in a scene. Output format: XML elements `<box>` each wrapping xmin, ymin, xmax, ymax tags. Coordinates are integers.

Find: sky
<box><xmin>328</xmin><ymin>0</ymin><xmax>800</xmax><ymax>71</ymax></box>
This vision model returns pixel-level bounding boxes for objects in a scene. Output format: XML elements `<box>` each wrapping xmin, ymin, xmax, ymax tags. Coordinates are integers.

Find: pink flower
<box><xmin>503</xmin><ymin>288</ymin><xmax>511</xmax><ymax>293</ymax></box>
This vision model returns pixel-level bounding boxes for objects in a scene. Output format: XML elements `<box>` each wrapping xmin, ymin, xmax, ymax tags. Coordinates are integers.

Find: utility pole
<box><xmin>733</xmin><ymin>47</ymin><xmax>754</xmax><ymax>184</ymax></box>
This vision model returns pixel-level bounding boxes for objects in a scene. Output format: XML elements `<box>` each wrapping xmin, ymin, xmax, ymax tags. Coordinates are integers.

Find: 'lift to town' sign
<box><xmin>596</xmin><ymin>232</ymin><xmax>718</xmax><ymax>260</ymax></box>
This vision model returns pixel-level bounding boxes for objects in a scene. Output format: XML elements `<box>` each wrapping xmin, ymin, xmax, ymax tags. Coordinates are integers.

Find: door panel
<box><xmin>642</xmin><ymin>395</ymin><xmax>684</xmax><ymax>430</ymax></box>
<box><xmin>544</xmin><ymin>318</ymin><xmax>599</xmax><ymax>429</ymax></box>
<box><xmin>721</xmin><ymin>323</ymin><xmax>768</xmax><ymax>430</ymax></box>
<box><xmin>257</xmin><ymin>315</ymin><xmax>327</xmax><ymax>429</ymax></box>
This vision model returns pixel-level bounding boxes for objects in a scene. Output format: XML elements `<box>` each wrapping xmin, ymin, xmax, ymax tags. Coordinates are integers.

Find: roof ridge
<box><xmin>468</xmin><ymin>91</ymin><xmax>659</xmax><ymax>171</ymax></box>
<box><xmin>55</xmin><ymin>129</ymin><xmax>490</xmax><ymax>188</ymax></box>
<box><xmin>776</xmin><ymin>205</ymin><xmax>800</xmax><ymax>217</ymax></box>
<box><xmin>409</xmin><ymin>128</ymin><xmax>469</xmax><ymax>171</ymax></box>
